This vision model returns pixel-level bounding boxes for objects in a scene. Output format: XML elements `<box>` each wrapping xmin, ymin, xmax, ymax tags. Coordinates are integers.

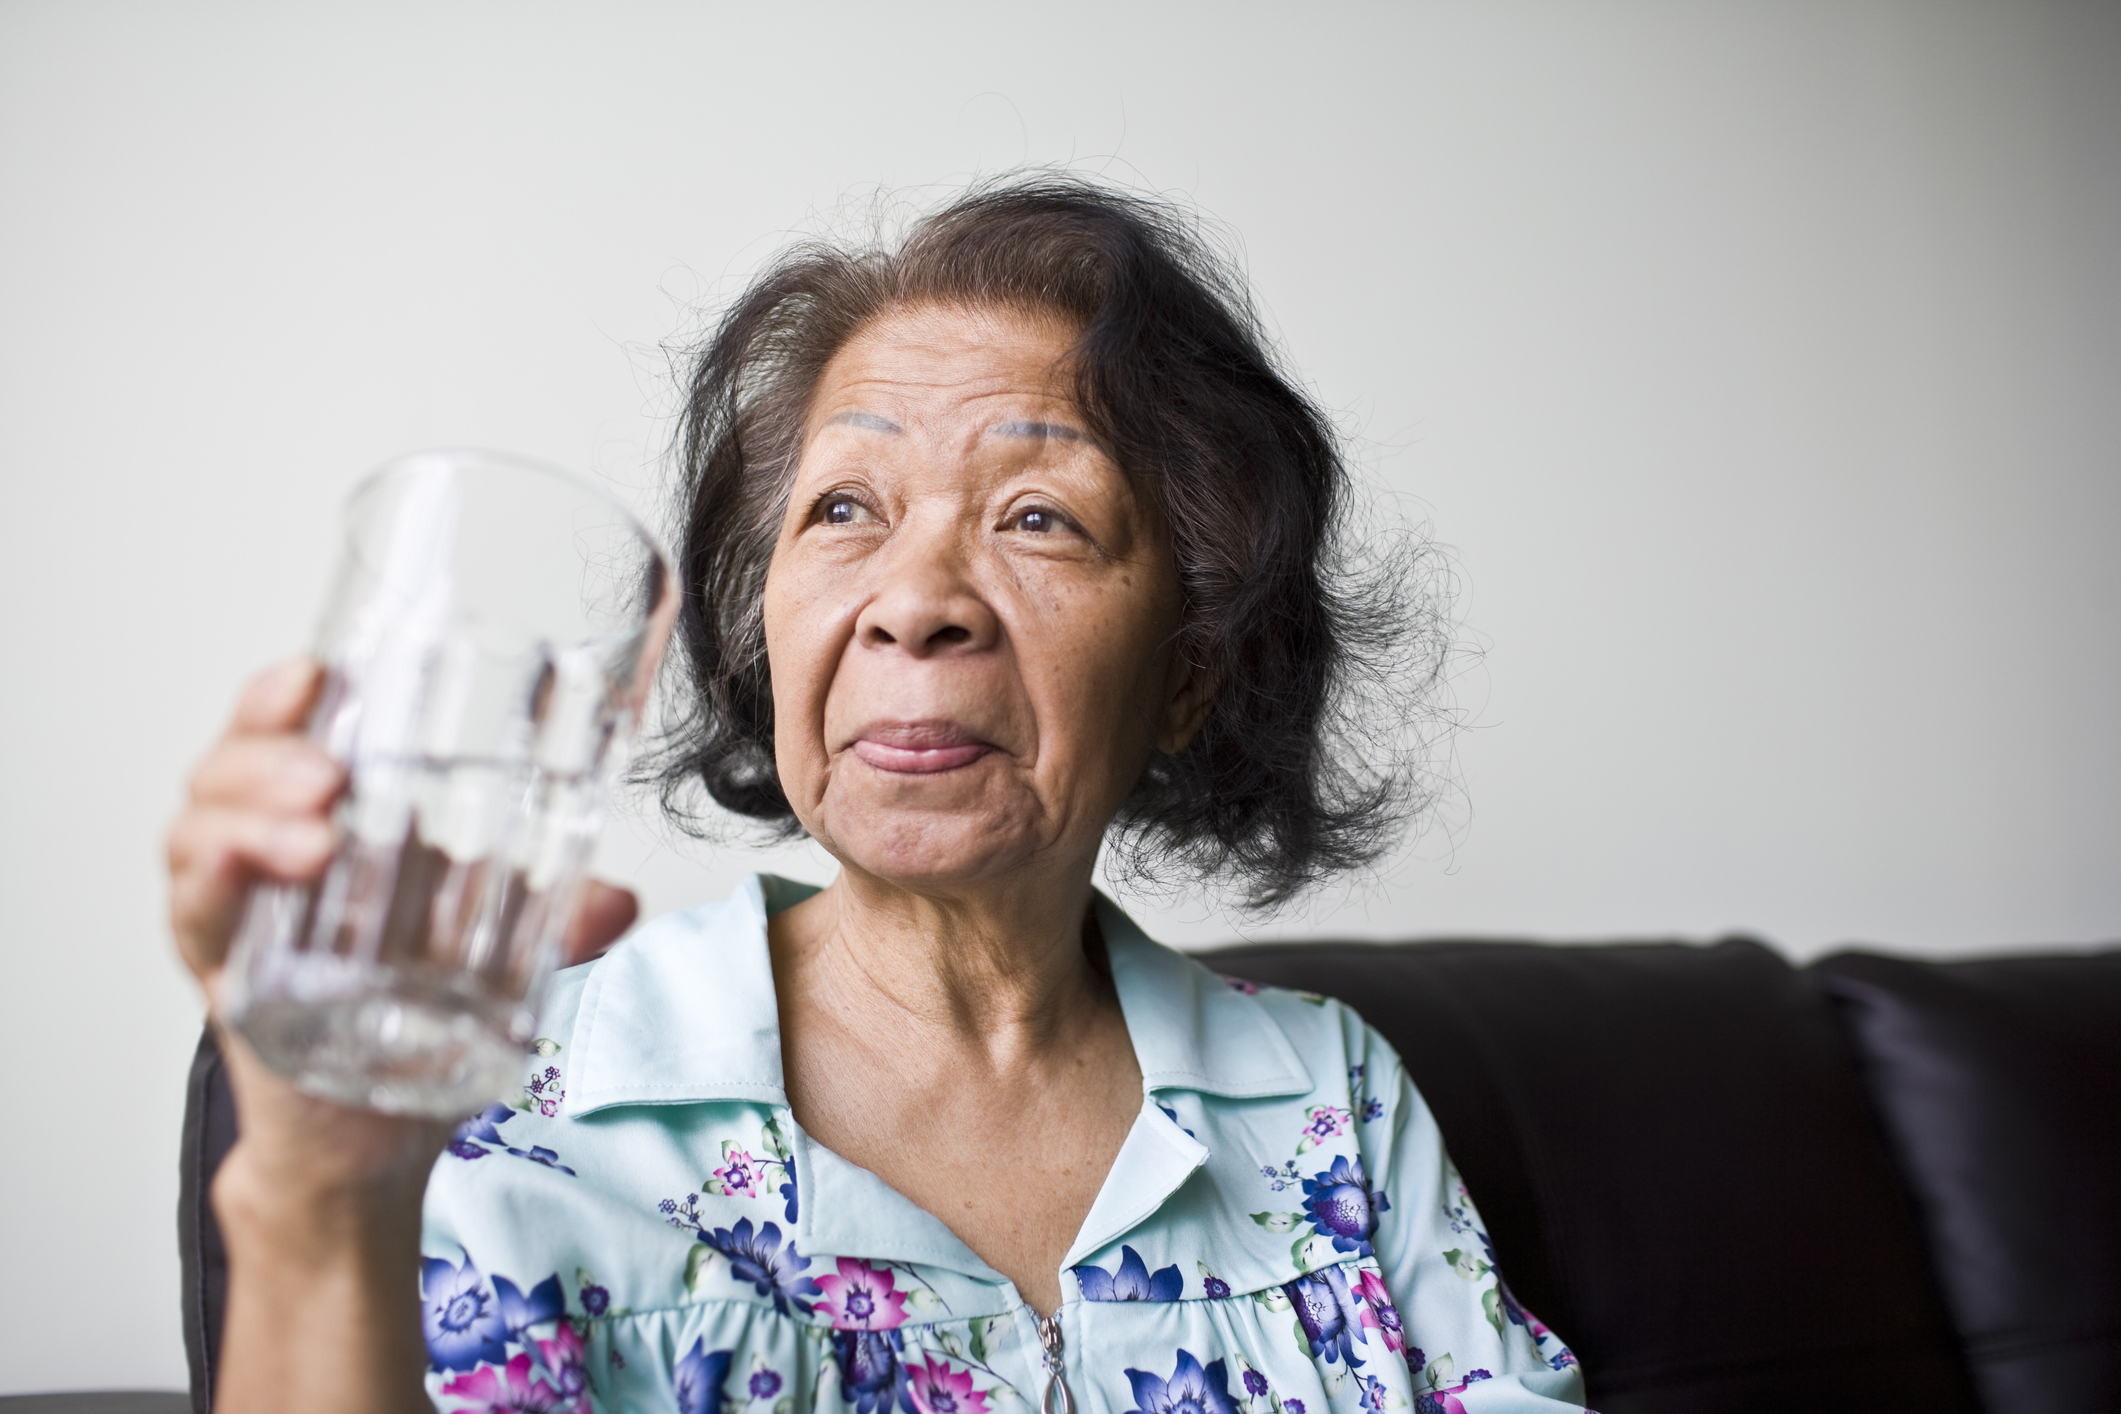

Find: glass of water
<box><xmin>220</xmin><ymin>448</ymin><xmax>676</xmax><ymax>1116</ymax></box>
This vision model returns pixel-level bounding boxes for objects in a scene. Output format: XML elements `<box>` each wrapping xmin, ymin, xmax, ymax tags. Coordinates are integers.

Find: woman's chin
<box><xmin>813</xmin><ymin>801</ymin><xmax>1059</xmax><ymax>893</ymax></box>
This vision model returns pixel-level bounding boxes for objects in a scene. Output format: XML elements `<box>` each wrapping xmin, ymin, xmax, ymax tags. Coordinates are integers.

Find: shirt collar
<box><xmin>1096</xmin><ymin>892</ymin><xmax>1313</xmax><ymax>1100</ymax></box>
<box><xmin>564</xmin><ymin>874</ymin><xmax>1312</xmax><ymax>1116</ymax></box>
<box><xmin>563</xmin><ymin>873</ymin><xmax>804</xmax><ymax>1116</ymax></box>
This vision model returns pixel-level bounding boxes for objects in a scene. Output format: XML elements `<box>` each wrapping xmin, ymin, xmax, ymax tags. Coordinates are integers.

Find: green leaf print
<box><xmin>684</xmin><ymin>1242</ymin><xmax>717</xmax><ymax>1296</ymax></box>
<box><xmin>1443</xmin><ymin>1248</ymin><xmax>1492</xmax><ymax>1282</ymax></box>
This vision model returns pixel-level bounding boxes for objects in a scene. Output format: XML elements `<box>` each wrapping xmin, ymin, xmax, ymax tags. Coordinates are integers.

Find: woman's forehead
<box><xmin>805</xmin><ymin>303</ymin><xmax>1086</xmax><ymax>441</ymax></box>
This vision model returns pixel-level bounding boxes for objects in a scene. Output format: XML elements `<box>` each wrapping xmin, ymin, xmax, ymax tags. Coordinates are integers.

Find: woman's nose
<box><xmin>854</xmin><ymin>545</ymin><xmax>1000</xmax><ymax>657</ymax></box>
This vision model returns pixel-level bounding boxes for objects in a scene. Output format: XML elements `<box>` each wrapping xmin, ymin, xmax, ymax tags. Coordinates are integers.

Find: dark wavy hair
<box><xmin>651</xmin><ymin>174</ymin><xmax>1444</xmax><ymax>908</ymax></box>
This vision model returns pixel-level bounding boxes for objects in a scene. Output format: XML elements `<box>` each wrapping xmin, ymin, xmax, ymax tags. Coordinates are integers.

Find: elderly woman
<box><xmin>168</xmin><ymin>179</ymin><xmax>1586</xmax><ymax>1414</ymax></box>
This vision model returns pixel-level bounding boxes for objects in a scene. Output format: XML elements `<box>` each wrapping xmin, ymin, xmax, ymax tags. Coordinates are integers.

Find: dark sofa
<box><xmin>179</xmin><ymin>938</ymin><xmax>2121</xmax><ymax>1414</ymax></box>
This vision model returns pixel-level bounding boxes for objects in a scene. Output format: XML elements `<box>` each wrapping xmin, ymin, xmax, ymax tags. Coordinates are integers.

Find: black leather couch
<box><xmin>179</xmin><ymin>938</ymin><xmax>2121</xmax><ymax>1414</ymax></box>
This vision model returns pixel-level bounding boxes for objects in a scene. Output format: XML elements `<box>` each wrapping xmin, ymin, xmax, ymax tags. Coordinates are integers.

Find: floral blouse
<box><xmin>420</xmin><ymin>875</ymin><xmax>1588</xmax><ymax>1414</ymax></box>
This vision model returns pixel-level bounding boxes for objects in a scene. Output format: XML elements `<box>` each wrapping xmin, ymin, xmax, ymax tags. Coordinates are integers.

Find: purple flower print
<box><xmin>832</xmin><ymin>1328</ymin><xmax>906</xmax><ymax>1414</ymax></box>
<box><xmin>905</xmin><ymin>1354</ymin><xmax>989</xmax><ymax>1414</ymax></box>
<box><xmin>1352</xmin><ymin>1269</ymin><xmax>1405</xmax><ymax>1355</ymax></box>
<box><xmin>1404</xmin><ymin>1349</ymin><xmax>1426</xmax><ymax>1381</ymax></box>
<box><xmin>1241</xmin><ymin>1369</ymin><xmax>1269</xmax><ymax>1397</ymax></box>
<box><xmin>1260</xmin><ymin>1161</ymin><xmax>1303</xmax><ymax>1193</ymax></box>
<box><xmin>1357</xmin><ymin>1377</ymin><xmax>1389</xmax><ymax>1413</ymax></box>
<box><xmin>779</xmin><ymin>1160</ymin><xmax>800</xmax><ymax>1224</ymax></box>
<box><xmin>504</xmin><ymin>1145</ymin><xmax>577</xmax><ymax>1176</ymax></box>
<box><xmin>578</xmin><ymin>1281</ymin><xmax>610</xmax><ymax>1317</ymax></box>
<box><xmin>448</xmin><ymin>1103</ymin><xmax>516</xmax><ymax>1159</ymax></box>
<box><xmin>1360</xmin><ymin>1098</ymin><xmax>1384</xmax><ymax>1124</ymax></box>
<box><xmin>1284</xmin><ymin>1265</ymin><xmax>1366</xmax><ymax>1367</ymax></box>
<box><xmin>421</xmin><ymin>1252</ymin><xmax>507</xmax><ymax>1372</ymax></box>
<box><xmin>1301</xmin><ymin>1106</ymin><xmax>1351</xmax><ymax>1145</ymax></box>
<box><xmin>1203</xmin><ymin>1275</ymin><xmax>1232</xmax><ymax>1300</ymax></box>
<box><xmin>814</xmin><ymin>1257</ymin><xmax>910</xmax><ymax>1331</ymax></box>
<box><xmin>1120</xmin><ymin>1349</ymin><xmax>1240</xmax><ymax>1414</ymax></box>
<box><xmin>751</xmin><ymin>1369</ymin><xmax>784</xmax><ymax>1400</ymax></box>
<box><xmin>1074</xmin><ymin>1245</ymin><xmax>1182</xmax><ymax>1302</ymax></box>
<box><xmin>1301</xmin><ymin>1155</ymin><xmax>1390</xmax><ymax>1258</ymax></box>
<box><xmin>702</xmin><ymin>1217</ymin><xmax>822</xmax><ymax>1316</ymax></box>
<box><xmin>493</xmin><ymin>1272</ymin><xmax>565</xmax><ymax>1345</ymax></box>
<box><xmin>1284</xmin><ymin>1403</ymin><xmax>1305</xmax><ymax>1414</ymax></box>
<box><xmin>674</xmin><ymin>1339</ymin><xmax>735</xmax><ymax>1414</ymax></box>
<box><xmin>459</xmin><ymin>1103</ymin><xmax>514</xmax><ymax>1145</ymax></box>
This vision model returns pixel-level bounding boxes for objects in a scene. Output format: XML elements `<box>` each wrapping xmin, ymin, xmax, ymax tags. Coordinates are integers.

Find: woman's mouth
<box><xmin>850</xmin><ymin>723</ymin><xmax>993</xmax><ymax>774</ymax></box>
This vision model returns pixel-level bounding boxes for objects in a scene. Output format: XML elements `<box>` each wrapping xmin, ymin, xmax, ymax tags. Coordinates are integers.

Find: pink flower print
<box><xmin>538</xmin><ymin>1321</ymin><xmax>591</xmax><ymax>1404</ymax></box>
<box><xmin>813</xmin><ymin>1257</ymin><xmax>910</xmax><ymax>1331</ymax></box>
<box><xmin>1352</xmin><ymin>1269</ymin><xmax>1406</xmax><ymax>1354</ymax></box>
<box><xmin>716</xmin><ymin>1149</ymin><xmax>765</xmax><ymax>1198</ymax></box>
<box><xmin>1220</xmin><ymin>975</ymin><xmax>1261</xmax><ymax>995</ymax></box>
<box><xmin>906</xmin><ymin>1354</ymin><xmax>990</xmax><ymax>1414</ymax></box>
<box><xmin>1302</xmin><ymin>1105</ymin><xmax>1351</xmax><ymax>1144</ymax></box>
<box><xmin>527</xmin><ymin>1066</ymin><xmax>565</xmax><ymax>1118</ymax></box>
<box><xmin>439</xmin><ymin>1346</ymin><xmax>588</xmax><ymax>1414</ymax></box>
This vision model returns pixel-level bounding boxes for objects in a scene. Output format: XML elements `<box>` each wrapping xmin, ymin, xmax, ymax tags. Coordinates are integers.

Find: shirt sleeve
<box><xmin>1355</xmin><ymin>1025</ymin><xmax>1588</xmax><ymax>1413</ymax></box>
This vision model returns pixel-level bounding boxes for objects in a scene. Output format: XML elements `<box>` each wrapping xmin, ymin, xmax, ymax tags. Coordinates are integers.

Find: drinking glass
<box><xmin>220</xmin><ymin>449</ymin><xmax>676</xmax><ymax>1116</ymax></box>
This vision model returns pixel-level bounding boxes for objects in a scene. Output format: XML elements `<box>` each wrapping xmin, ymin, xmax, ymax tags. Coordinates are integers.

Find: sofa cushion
<box><xmin>1205</xmin><ymin>937</ymin><xmax>1979</xmax><ymax>1414</ymax></box>
<box><xmin>177</xmin><ymin>1029</ymin><xmax>233</xmax><ymax>1414</ymax></box>
<box><xmin>1811</xmin><ymin>949</ymin><xmax>2121</xmax><ymax>1414</ymax></box>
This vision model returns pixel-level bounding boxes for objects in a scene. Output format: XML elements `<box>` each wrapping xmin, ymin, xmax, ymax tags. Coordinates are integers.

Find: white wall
<box><xmin>2</xmin><ymin>0</ymin><xmax>2115</xmax><ymax>1390</ymax></box>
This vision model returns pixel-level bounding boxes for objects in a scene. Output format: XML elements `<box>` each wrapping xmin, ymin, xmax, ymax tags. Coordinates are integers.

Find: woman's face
<box><xmin>761</xmin><ymin>301</ymin><xmax>1208</xmax><ymax>893</ymax></box>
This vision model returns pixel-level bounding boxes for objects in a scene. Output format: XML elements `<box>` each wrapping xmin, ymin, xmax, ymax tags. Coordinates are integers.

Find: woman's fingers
<box><xmin>229</xmin><ymin>657</ymin><xmax>325</xmax><ymax>735</ymax></box>
<box><xmin>563</xmin><ymin>880</ymin><xmax>640</xmax><ymax>964</ymax></box>
<box><xmin>168</xmin><ymin>806</ymin><xmax>335</xmax><ymax>983</ymax></box>
<box><xmin>169</xmin><ymin>660</ymin><xmax>337</xmax><ymax>990</ymax></box>
<box><xmin>190</xmin><ymin>734</ymin><xmax>344</xmax><ymax>811</ymax></box>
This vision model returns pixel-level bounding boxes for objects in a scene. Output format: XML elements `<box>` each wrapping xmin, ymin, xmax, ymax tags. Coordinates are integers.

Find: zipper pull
<box><xmin>1037</xmin><ymin>1313</ymin><xmax>1074</xmax><ymax>1414</ymax></box>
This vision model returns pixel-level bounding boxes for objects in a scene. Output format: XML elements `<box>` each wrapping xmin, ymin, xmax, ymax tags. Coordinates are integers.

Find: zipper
<box><xmin>1037</xmin><ymin>1312</ymin><xmax>1074</xmax><ymax>1414</ymax></box>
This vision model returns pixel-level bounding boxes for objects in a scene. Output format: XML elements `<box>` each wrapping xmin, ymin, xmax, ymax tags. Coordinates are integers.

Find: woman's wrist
<box><xmin>212</xmin><ymin>1129</ymin><xmax>440</xmax><ymax>1271</ymax></box>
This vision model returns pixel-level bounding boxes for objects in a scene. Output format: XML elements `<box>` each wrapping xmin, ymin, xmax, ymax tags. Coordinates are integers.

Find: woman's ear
<box><xmin>1155</xmin><ymin>651</ymin><xmax>1218</xmax><ymax>754</ymax></box>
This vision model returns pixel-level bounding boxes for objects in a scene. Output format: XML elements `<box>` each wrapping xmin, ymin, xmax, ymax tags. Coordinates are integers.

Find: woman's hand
<box><xmin>169</xmin><ymin>658</ymin><xmax>642</xmax><ymax>1005</ymax></box>
<box><xmin>166</xmin><ymin>659</ymin><xmax>641</xmax><ymax>1411</ymax></box>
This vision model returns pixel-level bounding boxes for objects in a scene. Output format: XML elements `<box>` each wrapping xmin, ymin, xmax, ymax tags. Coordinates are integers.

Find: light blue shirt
<box><xmin>420</xmin><ymin>875</ymin><xmax>1588</xmax><ymax>1414</ymax></box>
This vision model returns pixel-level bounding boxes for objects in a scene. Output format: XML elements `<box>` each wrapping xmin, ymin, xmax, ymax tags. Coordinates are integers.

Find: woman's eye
<box><xmin>1012</xmin><ymin>506</ymin><xmax>1063</xmax><ymax>534</ymax></box>
<box><xmin>819</xmin><ymin>496</ymin><xmax>874</xmax><ymax>526</ymax></box>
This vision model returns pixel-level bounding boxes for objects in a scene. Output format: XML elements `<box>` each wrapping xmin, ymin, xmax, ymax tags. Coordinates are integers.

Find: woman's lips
<box><xmin>849</xmin><ymin>723</ymin><xmax>993</xmax><ymax>774</ymax></box>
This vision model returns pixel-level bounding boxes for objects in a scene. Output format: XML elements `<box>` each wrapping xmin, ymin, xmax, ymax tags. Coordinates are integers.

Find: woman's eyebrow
<box><xmin>822</xmin><ymin>411</ymin><xmax>902</xmax><ymax>434</ymax></box>
<box><xmin>985</xmin><ymin>419</ymin><xmax>1085</xmax><ymax>442</ymax></box>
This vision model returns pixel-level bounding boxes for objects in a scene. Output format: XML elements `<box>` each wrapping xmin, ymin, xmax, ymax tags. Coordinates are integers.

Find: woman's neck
<box><xmin>764</xmin><ymin>861</ymin><xmax>1145</xmax><ymax>1311</ymax></box>
<box><xmin>769</xmin><ymin>862</ymin><xmax>1118</xmax><ymax>1071</ymax></box>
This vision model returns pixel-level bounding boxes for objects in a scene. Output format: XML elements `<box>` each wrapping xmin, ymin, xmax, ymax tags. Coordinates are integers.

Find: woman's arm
<box><xmin>1359</xmin><ymin>1031</ymin><xmax>1586</xmax><ymax>1411</ymax></box>
<box><xmin>169</xmin><ymin>661</ymin><xmax>443</xmax><ymax>1411</ymax></box>
<box><xmin>211</xmin><ymin>1054</ymin><xmax>444</xmax><ymax>1411</ymax></box>
<box><xmin>169</xmin><ymin>661</ymin><xmax>636</xmax><ymax>1412</ymax></box>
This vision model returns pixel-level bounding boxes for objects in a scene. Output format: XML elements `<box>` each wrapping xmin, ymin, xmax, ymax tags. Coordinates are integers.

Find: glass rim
<box><xmin>346</xmin><ymin>446</ymin><xmax>674</xmax><ymax>582</ymax></box>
